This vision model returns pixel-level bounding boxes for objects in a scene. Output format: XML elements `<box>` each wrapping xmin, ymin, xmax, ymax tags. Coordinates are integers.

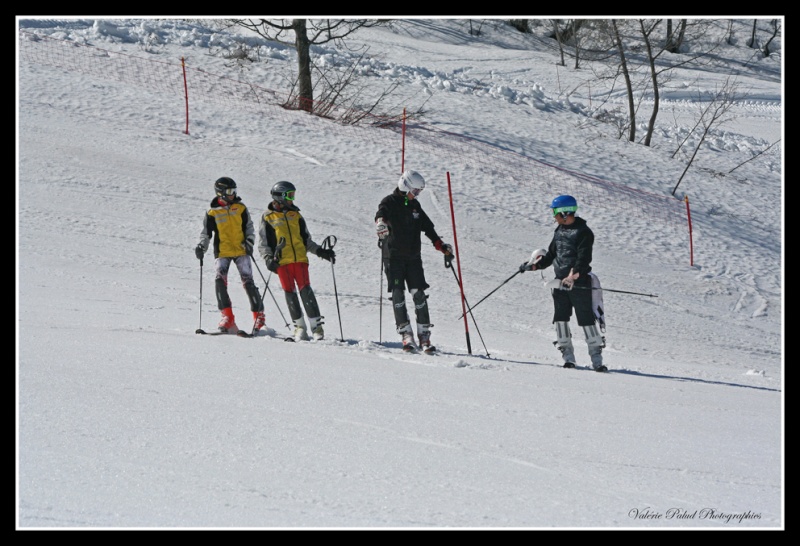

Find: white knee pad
<box><xmin>582</xmin><ymin>324</ymin><xmax>605</xmax><ymax>350</ymax></box>
<box><xmin>554</xmin><ymin>321</ymin><xmax>575</xmax><ymax>362</ymax></box>
<box><xmin>554</xmin><ymin>321</ymin><xmax>573</xmax><ymax>348</ymax></box>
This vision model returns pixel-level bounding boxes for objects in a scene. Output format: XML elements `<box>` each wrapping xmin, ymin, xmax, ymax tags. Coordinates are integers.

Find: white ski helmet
<box><xmin>398</xmin><ymin>170</ymin><xmax>426</xmax><ymax>195</ymax></box>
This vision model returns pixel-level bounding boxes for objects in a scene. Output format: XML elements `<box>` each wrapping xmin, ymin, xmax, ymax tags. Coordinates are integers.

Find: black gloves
<box><xmin>519</xmin><ymin>262</ymin><xmax>537</xmax><ymax>273</ymax></box>
<box><xmin>266</xmin><ymin>257</ymin><xmax>279</xmax><ymax>273</ymax></box>
<box><xmin>244</xmin><ymin>238</ymin><xmax>254</xmax><ymax>255</ymax></box>
<box><xmin>195</xmin><ymin>245</ymin><xmax>205</xmax><ymax>260</ymax></box>
<box><xmin>317</xmin><ymin>248</ymin><xmax>336</xmax><ymax>264</ymax></box>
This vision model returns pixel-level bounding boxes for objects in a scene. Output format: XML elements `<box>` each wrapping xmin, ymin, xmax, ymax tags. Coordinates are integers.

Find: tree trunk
<box><xmin>748</xmin><ymin>19</ymin><xmax>757</xmax><ymax>48</ymax></box>
<box><xmin>725</xmin><ymin>20</ymin><xmax>734</xmax><ymax>45</ymax></box>
<box><xmin>674</xmin><ymin>19</ymin><xmax>687</xmax><ymax>51</ymax></box>
<box><xmin>293</xmin><ymin>19</ymin><xmax>313</xmax><ymax>112</ymax></box>
<box><xmin>552</xmin><ymin>19</ymin><xmax>565</xmax><ymax>66</ymax></box>
<box><xmin>762</xmin><ymin>19</ymin><xmax>779</xmax><ymax>57</ymax></box>
<box><xmin>640</xmin><ymin>20</ymin><xmax>659</xmax><ymax>147</ymax></box>
<box><xmin>558</xmin><ymin>19</ymin><xmax>584</xmax><ymax>43</ymax></box>
<box><xmin>665</xmin><ymin>19</ymin><xmax>675</xmax><ymax>52</ymax></box>
<box><xmin>612</xmin><ymin>20</ymin><xmax>636</xmax><ymax>142</ymax></box>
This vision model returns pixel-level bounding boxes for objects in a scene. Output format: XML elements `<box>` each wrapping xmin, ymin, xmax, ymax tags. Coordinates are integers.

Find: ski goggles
<box><xmin>408</xmin><ymin>187</ymin><xmax>423</xmax><ymax>197</ymax></box>
<box><xmin>552</xmin><ymin>205</ymin><xmax>577</xmax><ymax>217</ymax></box>
<box><xmin>219</xmin><ymin>188</ymin><xmax>236</xmax><ymax>196</ymax></box>
<box><xmin>283</xmin><ymin>190</ymin><xmax>296</xmax><ymax>201</ymax></box>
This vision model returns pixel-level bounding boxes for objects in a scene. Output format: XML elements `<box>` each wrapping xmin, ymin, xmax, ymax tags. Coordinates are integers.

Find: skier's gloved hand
<box><xmin>561</xmin><ymin>269</ymin><xmax>580</xmax><ymax>290</ymax></box>
<box><xmin>434</xmin><ymin>240</ymin><xmax>453</xmax><ymax>255</ymax></box>
<box><xmin>195</xmin><ymin>245</ymin><xmax>205</xmax><ymax>260</ymax></box>
<box><xmin>519</xmin><ymin>261</ymin><xmax>536</xmax><ymax>273</ymax></box>
<box><xmin>376</xmin><ymin>218</ymin><xmax>389</xmax><ymax>239</ymax></box>
<box><xmin>265</xmin><ymin>257</ymin><xmax>279</xmax><ymax>273</ymax></box>
<box><xmin>544</xmin><ymin>278</ymin><xmax>563</xmax><ymax>290</ymax></box>
<box><xmin>244</xmin><ymin>238</ymin><xmax>254</xmax><ymax>255</ymax></box>
<box><xmin>317</xmin><ymin>248</ymin><xmax>336</xmax><ymax>264</ymax></box>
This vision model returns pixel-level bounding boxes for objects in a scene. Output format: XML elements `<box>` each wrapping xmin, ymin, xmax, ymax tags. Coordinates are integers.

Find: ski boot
<box><xmin>218</xmin><ymin>307</ymin><xmax>237</xmax><ymax>333</ymax></box>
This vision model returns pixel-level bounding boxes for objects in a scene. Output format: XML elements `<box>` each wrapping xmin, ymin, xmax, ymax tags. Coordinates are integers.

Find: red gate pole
<box><xmin>401</xmin><ymin>107</ymin><xmax>406</xmax><ymax>173</ymax></box>
<box><xmin>446</xmin><ymin>172</ymin><xmax>472</xmax><ymax>354</ymax></box>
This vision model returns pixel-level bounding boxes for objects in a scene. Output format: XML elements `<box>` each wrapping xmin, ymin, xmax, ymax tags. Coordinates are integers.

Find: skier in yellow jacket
<box><xmin>258</xmin><ymin>181</ymin><xmax>335</xmax><ymax>341</ymax></box>
<box><xmin>195</xmin><ymin>177</ymin><xmax>265</xmax><ymax>333</ymax></box>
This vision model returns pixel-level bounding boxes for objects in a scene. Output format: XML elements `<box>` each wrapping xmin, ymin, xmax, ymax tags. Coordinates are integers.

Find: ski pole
<box><xmin>250</xmin><ymin>238</ymin><xmax>291</xmax><ymax>331</ymax></box>
<box><xmin>378</xmin><ymin>239</ymin><xmax>383</xmax><ymax>345</ymax></box>
<box><xmin>583</xmin><ymin>286</ymin><xmax>657</xmax><ymax>297</ymax></box>
<box><xmin>195</xmin><ymin>256</ymin><xmax>204</xmax><ymax>334</ymax></box>
<box><xmin>543</xmin><ymin>278</ymin><xmax>657</xmax><ymax>297</ymax></box>
<box><xmin>446</xmin><ymin>254</ymin><xmax>490</xmax><ymax>357</ymax></box>
<box><xmin>322</xmin><ymin>235</ymin><xmax>344</xmax><ymax>342</ymax></box>
<box><xmin>457</xmin><ymin>270</ymin><xmax>521</xmax><ymax>320</ymax></box>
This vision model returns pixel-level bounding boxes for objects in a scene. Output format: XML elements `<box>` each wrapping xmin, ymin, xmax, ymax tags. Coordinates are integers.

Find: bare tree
<box><xmin>727</xmin><ymin>139</ymin><xmax>781</xmax><ymax>174</ymax></box>
<box><xmin>551</xmin><ymin>19</ymin><xmax>567</xmax><ymax>67</ymax></box>
<box><xmin>549</xmin><ymin>19</ymin><xmax>586</xmax><ymax>43</ymax></box>
<box><xmin>672</xmin><ymin>78</ymin><xmax>739</xmax><ymax>195</ymax></box>
<box><xmin>762</xmin><ymin>19</ymin><xmax>781</xmax><ymax>57</ymax></box>
<box><xmin>231</xmin><ymin>18</ymin><xmax>385</xmax><ymax>113</ymax></box>
<box><xmin>639</xmin><ymin>19</ymin><xmax>660</xmax><ymax>147</ymax></box>
<box><xmin>469</xmin><ymin>19</ymin><xmax>487</xmax><ymax>36</ymax></box>
<box><xmin>665</xmin><ymin>19</ymin><xmax>687</xmax><ymax>53</ymax></box>
<box><xmin>572</xmin><ymin>20</ymin><xmax>584</xmax><ymax>69</ymax></box>
<box><xmin>724</xmin><ymin>20</ymin><xmax>735</xmax><ymax>45</ymax></box>
<box><xmin>748</xmin><ymin>19</ymin><xmax>758</xmax><ymax>48</ymax></box>
<box><xmin>611</xmin><ymin>19</ymin><xmax>724</xmax><ymax>147</ymax></box>
<box><xmin>611</xmin><ymin>19</ymin><xmax>636</xmax><ymax>142</ymax></box>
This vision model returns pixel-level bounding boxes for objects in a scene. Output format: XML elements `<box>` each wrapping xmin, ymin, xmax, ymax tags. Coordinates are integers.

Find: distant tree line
<box><xmin>211</xmin><ymin>18</ymin><xmax>780</xmax><ymax>194</ymax></box>
<box><xmin>507</xmin><ymin>18</ymin><xmax>781</xmax><ymax>193</ymax></box>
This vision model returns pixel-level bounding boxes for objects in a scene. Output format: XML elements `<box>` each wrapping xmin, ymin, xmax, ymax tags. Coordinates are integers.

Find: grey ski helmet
<box><xmin>271</xmin><ymin>181</ymin><xmax>297</xmax><ymax>204</ymax></box>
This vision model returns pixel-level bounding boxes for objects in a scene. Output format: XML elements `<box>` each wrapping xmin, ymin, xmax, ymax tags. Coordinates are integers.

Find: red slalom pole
<box><xmin>401</xmin><ymin>107</ymin><xmax>406</xmax><ymax>172</ymax></box>
<box><xmin>446</xmin><ymin>171</ymin><xmax>472</xmax><ymax>355</ymax></box>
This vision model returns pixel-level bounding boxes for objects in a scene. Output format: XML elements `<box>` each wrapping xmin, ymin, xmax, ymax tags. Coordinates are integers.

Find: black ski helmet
<box><xmin>214</xmin><ymin>177</ymin><xmax>237</xmax><ymax>198</ymax></box>
<box><xmin>271</xmin><ymin>181</ymin><xmax>297</xmax><ymax>204</ymax></box>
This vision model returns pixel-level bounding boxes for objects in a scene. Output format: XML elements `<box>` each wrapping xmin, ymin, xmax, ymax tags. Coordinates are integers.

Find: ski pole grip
<box><xmin>274</xmin><ymin>236</ymin><xmax>286</xmax><ymax>261</ymax></box>
<box><xmin>322</xmin><ymin>235</ymin><xmax>337</xmax><ymax>250</ymax></box>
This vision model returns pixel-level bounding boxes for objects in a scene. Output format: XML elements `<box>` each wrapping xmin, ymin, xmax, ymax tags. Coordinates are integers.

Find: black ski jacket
<box><xmin>375</xmin><ymin>189</ymin><xmax>442</xmax><ymax>260</ymax></box>
<box><xmin>537</xmin><ymin>216</ymin><xmax>594</xmax><ymax>282</ymax></box>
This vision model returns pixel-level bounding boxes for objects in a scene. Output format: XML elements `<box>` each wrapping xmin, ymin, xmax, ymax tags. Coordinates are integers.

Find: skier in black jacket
<box><xmin>375</xmin><ymin>170</ymin><xmax>453</xmax><ymax>352</ymax></box>
<box><xmin>519</xmin><ymin>195</ymin><xmax>607</xmax><ymax>372</ymax></box>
